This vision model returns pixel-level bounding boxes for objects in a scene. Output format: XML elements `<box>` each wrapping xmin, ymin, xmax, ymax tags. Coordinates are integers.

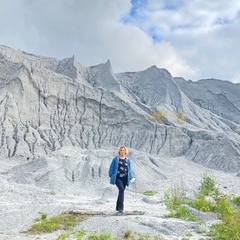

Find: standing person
<box><xmin>108</xmin><ymin>146</ymin><xmax>134</xmax><ymax>213</ymax></box>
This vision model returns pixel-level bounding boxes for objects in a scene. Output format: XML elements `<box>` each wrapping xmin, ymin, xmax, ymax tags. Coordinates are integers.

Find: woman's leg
<box><xmin>115</xmin><ymin>177</ymin><xmax>126</xmax><ymax>211</ymax></box>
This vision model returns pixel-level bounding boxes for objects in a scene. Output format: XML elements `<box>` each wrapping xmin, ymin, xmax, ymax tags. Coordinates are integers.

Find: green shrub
<box><xmin>209</xmin><ymin>210</ymin><xmax>240</xmax><ymax>239</ymax></box>
<box><xmin>197</xmin><ymin>173</ymin><xmax>219</xmax><ymax>199</ymax></box>
<box><xmin>164</xmin><ymin>183</ymin><xmax>187</xmax><ymax>210</ymax></box>
<box><xmin>232</xmin><ymin>196</ymin><xmax>240</xmax><ymax>207</ymax></box>
<box><xmin>189</xmin><ymin>198</ymin><xmax>216</xmax><ymax>212</ymax></box>
<box><xmin>215</xmin><ymin>196</ymin><xmax>234</xmax><ymax>218</ymax></box>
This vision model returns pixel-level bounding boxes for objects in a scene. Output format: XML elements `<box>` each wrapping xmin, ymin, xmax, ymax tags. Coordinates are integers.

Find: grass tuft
<box><xmin>88</xmin><ymin>232</ymin><xmax>115</xmax><ymax>240</ymax></box>
<box><xmin>143</xmin><ymin>191</ymin><xmax>155</xmax><ymax>196</ymax></box>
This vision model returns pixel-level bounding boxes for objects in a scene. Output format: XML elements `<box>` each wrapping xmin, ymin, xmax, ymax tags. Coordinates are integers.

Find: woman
<box><xmin>108</xmin><ymin>146</ymin><xmax>133</xmax><ymax>213</ymax></box>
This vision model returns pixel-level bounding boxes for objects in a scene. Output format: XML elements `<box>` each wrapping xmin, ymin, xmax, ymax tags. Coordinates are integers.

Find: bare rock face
<box><xmin>0</xmin><ymin>44</ymin><xmax>240</xmax><ymax>176</ymax></box>
<box><xmin>175</xmin><ymin>77</ymin><xmax>240</xmax><ymax>124</ymax></box>
<box><xmin>1</xmin><ymin>44</ymin><xmax>240</xmax><ymax>240</ymax></box>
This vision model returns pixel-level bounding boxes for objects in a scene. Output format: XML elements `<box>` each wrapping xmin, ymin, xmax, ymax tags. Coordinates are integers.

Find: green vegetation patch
<box><xmin>23</xmin><ymin>212</ymin><xmax>88</xmax><ymax>234</ymax></box>
<box><xmin>88</xmin><ymin>232</ymin><xmax>115</xmax><ymax>240</ymax></box>
<box><xmin>197</xmin><ymin>174</ymin><xmax>219</xmax><ymax>199</ymax></box>
<box><xmin>232</xmin><ymin>196</ymin><xmax>240</xmax><ymax>207</ymax></box>
<box><xmin>209</xmin><ymin>210</ymin><xmax>240</xmax><ymax>240</ymax></box>
<box><xmin>143</xmin><ymin>190</ymin><xmax>155</xmax><ymax>196</ymax></box>
<box><xmin>164</xmin><ymin>173</ymin><xmax>240</xmax><ymax>239</ymax></box>
<box><xmin>164</xmin><ymin>181</ymin><xmax>187</xmax><ymax>210</ymax></box>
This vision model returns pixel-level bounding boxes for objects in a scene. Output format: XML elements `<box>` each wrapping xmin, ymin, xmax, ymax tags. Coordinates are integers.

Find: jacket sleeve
<box><xmin>128</xmin><ymin>159</ymin><xmax>133</xmax><ymax>180</ymax></box>
<box><xmin>128</xmin><ymin>159</ymin><xmax>133</xmax><ymax>184</ymax></box>
<box><xmin>108</xmin><ymin>158</ymin><xmax>115</xmax><ymax>177</ymax></box>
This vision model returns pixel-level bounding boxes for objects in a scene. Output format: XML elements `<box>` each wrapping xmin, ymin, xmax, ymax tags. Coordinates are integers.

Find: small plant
<box><xmin>88</xmin><ymin>232</ymin><xmax>115</xmax><ymax>240</ymax></box>
<box><xmin>75</xmin><ymin>229</ymin><xmax>86</xmax><ymax>239</ymax></box>
<box><xmin>143</xmin><ymin>191</ymin><xmax>155</xmax><ymax>196</ymax></box>
<box><xmin>41</xmin><ymin>212</ymin><xmax>48</xmax><ymax>220</ymax></box>
<box><xmin>197</xmin><ymin>173</ymin><xmax>219</xmax><ymax>199</ymax></box>
<box><xmin>56</xmin><ymin>233</ymin><xmax>70</xmax><ymax>240</ymax></box>
<box><xmin>123</xmin><ymin>230</ymin><xmax>133</xmax><ymax>239</ymax></box>
<box><xmin>188</xmin><ymin>173</ymin><xmax>219</xmax><ymax>213</ymax></box>
<box><xmin>149</xmin><ymin>110</ymin><xmax>167</xmax><ymax>123</ymax></box>
<box><xmin>232</xmin><ymin>196</ymin><xmax>240</xmax><ymax>207</ymax></box>
<box><xmin>215</xmin><ymin>196</ymin><xmax>233</xmax><ymax>218</ymax></box>
<box><xmin>164</xmin><ymin>182</ymin><xmax>187</xmax><ymax>210</ymax></box>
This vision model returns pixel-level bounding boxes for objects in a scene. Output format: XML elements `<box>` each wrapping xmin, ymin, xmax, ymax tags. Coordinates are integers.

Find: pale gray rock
<box><xmin>0</xmin><ymin>44</ymin><xmax>240</xmax><ymax>239</ymax></box>
<box><xmin>1</xmin><ymin>44</ymin><xmax>240</xmax><ymax>174</ymax></box>
<box><xmin>175</xmin><ymin>77</ymin><xmax>240</xmax><ymax>124</ymax></box>
<box><xmin>180</xmin><ymin>204</ymin><xmax>219</xmax><ymax>222</ymax></box>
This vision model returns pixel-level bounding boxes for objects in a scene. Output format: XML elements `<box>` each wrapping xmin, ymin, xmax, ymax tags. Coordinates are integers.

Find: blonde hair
<box><xmin>117</xmin><ymin>146</ymin><xmax>129</xmax><ymax>155</ymax></box>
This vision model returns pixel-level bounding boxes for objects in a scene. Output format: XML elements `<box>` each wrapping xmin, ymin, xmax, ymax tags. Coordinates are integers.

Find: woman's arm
<box><xmin>128</xmin><ymin>159</ymin><xmax>133</xmax><ymax>180</ymax></box>
<box><xmin>108</xmin><ymin>157</ymin><xmax>116</xmax><ymax>177</ymax></box>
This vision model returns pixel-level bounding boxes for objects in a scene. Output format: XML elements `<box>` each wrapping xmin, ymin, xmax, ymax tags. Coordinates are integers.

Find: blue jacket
<box><xmin>108</xmin><ymin>156</ymin><xmax>133</xmax><ymax>186</ymax></box>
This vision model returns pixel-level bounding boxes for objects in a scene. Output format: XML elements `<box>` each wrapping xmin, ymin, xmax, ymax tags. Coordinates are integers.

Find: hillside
<box><xmin>0</xmin><ymin>44</ymin><xmax>240</xmax><ymax>239</ymax></box>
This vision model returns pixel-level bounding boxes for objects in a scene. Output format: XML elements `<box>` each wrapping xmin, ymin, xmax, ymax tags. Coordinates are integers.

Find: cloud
<box><xmin>121</xmin><ymin>0</ymin><xmax>240</xmax><ymax>82</ymax></box>
<box><xmin>0</xmin><ymin>0</ymin><xmax>240</xmax><ymax>82</ymax></box>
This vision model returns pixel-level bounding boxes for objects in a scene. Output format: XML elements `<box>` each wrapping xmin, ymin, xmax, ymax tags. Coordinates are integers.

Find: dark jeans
<box><xmin>115</xmin><ymin>177</ymin><xmax>127</xmax><ymax>211</ymax></box>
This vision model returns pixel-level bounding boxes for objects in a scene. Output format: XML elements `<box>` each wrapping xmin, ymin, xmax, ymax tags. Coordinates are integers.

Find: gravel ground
<box><xmin>1</xmin><ymin>155</ymin><xmax>240</xmax><ymax>240</ymax></box>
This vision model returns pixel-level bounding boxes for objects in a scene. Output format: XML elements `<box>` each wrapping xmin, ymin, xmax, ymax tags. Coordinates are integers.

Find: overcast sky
<box><xmin>1</xmin><ymin>0</ymin><xmax>240</xmax><ymax>83</ymax></box>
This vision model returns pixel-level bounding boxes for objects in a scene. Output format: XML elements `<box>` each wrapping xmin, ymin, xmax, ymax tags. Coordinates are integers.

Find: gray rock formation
<box><xmin>1</xmin><ymin>44</ymin><xmax>240</xmax><ymax>240</ymax></box>
<box><xmin>0</xmin><ymin>44</ymin><xmax>240</xmax><ymax>174</ymax></box>
<box><xmin>175</xmin><ymin>77</ymin><xmax>240</xmax><ymax>124</ymax></box>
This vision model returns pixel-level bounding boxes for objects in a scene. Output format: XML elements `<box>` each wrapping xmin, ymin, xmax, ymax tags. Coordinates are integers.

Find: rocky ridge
<box><xmin>0</xmin><ymin>44</ymin><xmax>240</xmax><ymax>239</ymax></box>
<box><xmin>0</xmin><ymin>44</ymin><xmax>239</xmax><ymax>173</ymax></box>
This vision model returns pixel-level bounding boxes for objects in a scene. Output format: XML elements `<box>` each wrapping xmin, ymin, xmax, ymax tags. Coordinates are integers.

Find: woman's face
<box><xmin>119</xmin><ymin>147</ymin><xmax>126</xmax><ymax>156</ymax></box>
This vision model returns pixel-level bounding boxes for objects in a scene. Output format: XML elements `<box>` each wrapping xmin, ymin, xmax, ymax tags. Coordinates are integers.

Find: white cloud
<box><xmin>0</xmin><ymin>0</ymin><xmax>240</xmax><ymax>82</ymax></box>
<box><xmin>122</xmin><ymin>0</ymin><xmax>240</xmax><ymax>82</ymax></box>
